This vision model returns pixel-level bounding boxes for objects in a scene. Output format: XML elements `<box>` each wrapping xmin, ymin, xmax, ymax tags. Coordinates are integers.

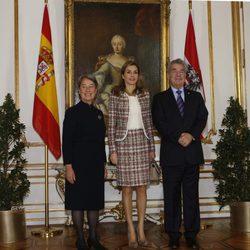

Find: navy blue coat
<box><xmin>63</xmin><ymin>101</ymin><xmax>106</xmax><ymax>210</ymax></box>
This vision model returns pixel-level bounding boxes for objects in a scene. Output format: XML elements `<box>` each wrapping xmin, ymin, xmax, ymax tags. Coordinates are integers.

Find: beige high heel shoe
<box><xmin>138</xmin><ymin>238</ymin><xmax>150</xmax><ymax>247</ymax></box>
<box><xmin>136</xmin><ymin>228</ymin><xmax>150</xmax><ymax>247</ymax></box>
<box><xmin>128</xmin><ymin>241</ymin><xmax>138</xmax><ymax>248</ymax></box>
<box><xmin>128</xmin><ymin>232</ymin><xmax>138</xmax><ymax>248</ymax></box>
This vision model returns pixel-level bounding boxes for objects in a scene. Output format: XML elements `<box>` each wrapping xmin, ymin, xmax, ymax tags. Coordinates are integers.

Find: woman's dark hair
<box><xmin>112</xmin><ymin>61</ymin><xmax>145</xmax><ymax>96</ymax></box>
<box><xmin>77</xmin><ymin>74</ymin><xmax>98</xmax><ymax>89</ymax></box>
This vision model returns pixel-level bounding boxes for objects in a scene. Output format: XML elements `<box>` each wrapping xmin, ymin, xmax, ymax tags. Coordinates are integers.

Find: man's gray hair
<box><xmin>168</xmin><ymin>58</ymin><xmax>188</xmax><ymax>73</ymax></box>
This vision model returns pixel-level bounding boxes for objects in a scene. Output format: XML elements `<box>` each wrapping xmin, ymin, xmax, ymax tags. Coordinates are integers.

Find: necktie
<box><xmin>176</xmin><ymin>90</ymin><xmax>184</xmax><ymax>116</ymax></box>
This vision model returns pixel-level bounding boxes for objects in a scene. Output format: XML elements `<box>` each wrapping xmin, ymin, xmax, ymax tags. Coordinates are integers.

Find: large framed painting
<box><xmin>65</xmin><ymin>0</ymin><xmax>170</xmax><ymax>114</ymax></box>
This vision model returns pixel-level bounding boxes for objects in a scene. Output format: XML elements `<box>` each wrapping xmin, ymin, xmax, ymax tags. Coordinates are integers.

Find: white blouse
<box><xmin>127</xmin><ymin>95</ymin><xmax>143</xmax><ymax>130</ymax></box>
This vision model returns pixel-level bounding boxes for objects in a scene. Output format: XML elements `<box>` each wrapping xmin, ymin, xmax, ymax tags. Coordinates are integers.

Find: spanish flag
<box><xmin>32</xmin><ymin>4</ymin><xmax>61</xmax><ymax>160</ymax></box>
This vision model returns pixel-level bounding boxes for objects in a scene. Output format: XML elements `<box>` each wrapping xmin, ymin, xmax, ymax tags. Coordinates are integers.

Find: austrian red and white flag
<box><xmin>184</xmin><ymin>12</ymin><xmax>205</xmax><ymax>101</ymax></box>
<box><xmin>184</xmin><ymin>12</ymin><xmax>207</xmax><ymax>138</ymax></box>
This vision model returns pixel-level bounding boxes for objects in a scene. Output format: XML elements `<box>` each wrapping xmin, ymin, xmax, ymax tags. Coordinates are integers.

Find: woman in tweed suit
<box><xmin>108</xmin><ymin>61</ymin><xmax>155</xmax><ymax>248</ymax></box>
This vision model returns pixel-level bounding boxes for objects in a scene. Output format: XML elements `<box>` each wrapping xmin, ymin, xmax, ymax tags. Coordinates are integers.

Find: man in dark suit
<box><xmin>152</xmin><ymin>58</ymin><xmax>208</xmax><ymax>249</ymax></box>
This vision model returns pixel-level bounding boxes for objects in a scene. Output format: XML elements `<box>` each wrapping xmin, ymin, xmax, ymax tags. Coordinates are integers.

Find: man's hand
<box><xmin>178</xmin><ymin>132</ymin><xmax>193</xmax><ymax>147</ymax></box>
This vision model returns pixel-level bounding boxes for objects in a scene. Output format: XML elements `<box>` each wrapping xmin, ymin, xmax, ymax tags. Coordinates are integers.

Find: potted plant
<box><xmin>0</xmin><ymin>93</ymin><xmax>30</xmax><ymax>242</ymax></box>
<box><xmin>212</xmin><ymin>97</ymin><xmax>250</xmax><ymax>232</ymax></box>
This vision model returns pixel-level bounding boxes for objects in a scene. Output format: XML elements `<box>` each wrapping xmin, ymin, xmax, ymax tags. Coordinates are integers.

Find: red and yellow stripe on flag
<box><xmin>33</xmin><ymin>4</ymin><xmax>61</xmax><ymax>160</ymax></box>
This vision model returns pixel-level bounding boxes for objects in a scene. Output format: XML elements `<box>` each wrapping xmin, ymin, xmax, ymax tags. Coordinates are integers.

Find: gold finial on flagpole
<box><xmin>189</xmin><ymin>0</ymin><xmax>192</xmax><ymax>10</ymax></box>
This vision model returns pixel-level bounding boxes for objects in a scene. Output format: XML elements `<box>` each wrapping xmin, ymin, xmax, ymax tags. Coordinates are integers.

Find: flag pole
<box><xmin>31</xmin><ymin>0</ymin><xmax>62</xmax><ymax>237</ymax></box>
<box><xmin>185</xmin><ymin>1</ymin><xmax>213</xmax><ymax>230</ymax></box>
<box><xmin>45</xmin><ymin>145</ymin><xmax>49</xmax><ymax>228</ymax></box>
<box><xmin>31</xmin><ymin>146</ymin><xmax>63</xmax><ymax>237</ymax></box>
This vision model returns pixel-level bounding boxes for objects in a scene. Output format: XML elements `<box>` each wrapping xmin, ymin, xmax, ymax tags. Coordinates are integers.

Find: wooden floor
<box><xmin>0</xmin><ymin>218</ymin><xmax>249</xmax><ymax>250</ymax></box>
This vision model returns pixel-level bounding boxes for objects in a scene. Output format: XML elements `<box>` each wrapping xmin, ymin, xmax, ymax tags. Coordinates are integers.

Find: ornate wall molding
<box><xmin>206</xmin><ymin>1</ymin><xmax>217</xmax><ymax>142</ymax></box>
<box><xmin>231</xmin><ymin>2</ymin><xmax>243</xmax><ymax>105</ymax></box>
<box><xmin>14</xmin><ymin>0</ymin><xmax>19</xmax><ymax>108</ymax></box>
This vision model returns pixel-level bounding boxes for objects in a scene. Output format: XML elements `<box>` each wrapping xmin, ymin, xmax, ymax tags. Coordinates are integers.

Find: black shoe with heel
<box><xmin>76</xmin><ymin>239</ymin><xmax>89</xmax><ymax>250</ymax></box>
<box><xmin>186</xmin><ymin>238</ymin><xmax>199</xmax><ymax>249</ymax></box>
<box><xmin>168</xmin><ymin>238</ymin><xmax>180</xmax><ymax>249</ymax></box>
<box><xmin>87</xmin><ymin>237</ymin><xmax>107</xmax><ymax>250</ymax></box>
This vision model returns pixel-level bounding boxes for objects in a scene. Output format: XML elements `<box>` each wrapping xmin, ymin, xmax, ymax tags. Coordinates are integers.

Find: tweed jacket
<box><xmin>108</xmin><ymin>91</ymin><xmax>155</xmax><ymax>154</ymax></box>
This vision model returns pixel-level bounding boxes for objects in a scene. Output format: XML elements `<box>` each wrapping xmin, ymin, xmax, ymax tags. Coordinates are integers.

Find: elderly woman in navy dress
<box><xmin>108</xmin><ymin>61</ymin><xmax>155</xmax><ymax>248</ymax></box>
<box><xmin>63</xmin><ymin>75</ymin><xmax>107</xmax><ymax>250</ymax></box>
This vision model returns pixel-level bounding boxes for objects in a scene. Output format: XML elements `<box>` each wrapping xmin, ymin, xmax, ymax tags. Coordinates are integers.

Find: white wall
<box><xmin>0</xmin><ymin>0</ymin><xmax>15</xmax><ymax>100</ymax></box>
<box><xmin>1</xmin><ymin>0</ymin><xmax>249</xmax><ymax>225</ymax></box>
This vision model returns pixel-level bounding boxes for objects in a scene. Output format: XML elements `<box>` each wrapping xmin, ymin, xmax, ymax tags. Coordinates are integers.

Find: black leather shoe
<box><xmin>168</xmin><ymin>238</ymin><xmax>179</xmax><ymax>249</ymax></box>
<box><xmin>87</xmin><ymin>237</ymin><xmax>107</xmax><ymax>250</ymax></box>
<box><xmin>76</xmin><ymin>239</ymin><xmax>89</xmax><ymax>250</ymax></box>
<box><xmin>186</xmin><ymin>238</ymin><xmax>199</xmax><ymax>249</ymax></box>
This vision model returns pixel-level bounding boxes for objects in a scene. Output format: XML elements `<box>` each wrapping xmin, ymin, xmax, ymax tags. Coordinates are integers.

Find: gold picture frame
<box><xmin>65</xmin><ymin>0</ymin><xmax>170</xmax><ymax>109</ymax></box>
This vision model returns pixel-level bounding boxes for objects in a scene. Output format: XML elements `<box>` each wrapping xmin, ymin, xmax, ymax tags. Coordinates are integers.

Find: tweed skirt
<box><xmin>116</xmin><ymin>129</ymin><xmax>150</xmax><ymax>186</ymax></box>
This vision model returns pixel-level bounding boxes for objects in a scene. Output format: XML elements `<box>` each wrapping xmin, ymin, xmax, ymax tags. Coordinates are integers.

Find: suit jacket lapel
<box><xmin>167</xmin><ymin>88</ymin><xmax>177</xmax><ymax>106</ymax></box>
<box><xmin>183</xmin><ymin>88</ymin><xmax>192</xmax><ymax>117</ymax></box>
